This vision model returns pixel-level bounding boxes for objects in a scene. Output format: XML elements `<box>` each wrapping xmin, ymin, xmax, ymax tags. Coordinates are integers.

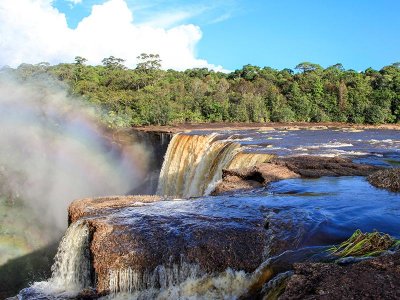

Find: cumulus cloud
<box><xmin>0</xmin><ymin>0</ymin><xmax>225</xmax><ymax>71</ymax></box>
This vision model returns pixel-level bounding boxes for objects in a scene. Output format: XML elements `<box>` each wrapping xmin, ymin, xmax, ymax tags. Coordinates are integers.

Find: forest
<box><xmin>3</xmin><ymin>55</ymin><xmax>400</xmax><ymax>127</ymax></box>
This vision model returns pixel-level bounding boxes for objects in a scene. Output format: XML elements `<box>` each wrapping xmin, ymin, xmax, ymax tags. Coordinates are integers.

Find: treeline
<box><xmin>3</xmin><ymin>56</ymin><xmax>400</xmax><ymax>127</ymax></box>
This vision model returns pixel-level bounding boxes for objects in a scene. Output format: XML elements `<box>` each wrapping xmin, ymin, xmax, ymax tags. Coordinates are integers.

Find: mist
<box><xmin>0</xmin><ymin>74</ymin><xmax>149</xmax><ymax>238</ymax></box>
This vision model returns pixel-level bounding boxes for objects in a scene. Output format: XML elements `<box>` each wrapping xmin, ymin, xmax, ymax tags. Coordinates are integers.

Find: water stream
<box><xmin>11</xmin><ymin>128</ymin><xmax>400</xmax><ymax>299</ymax></box>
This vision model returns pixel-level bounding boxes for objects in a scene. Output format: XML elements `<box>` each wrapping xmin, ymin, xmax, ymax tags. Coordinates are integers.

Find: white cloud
<box><xmin>0</xmin><ymin>0</ymin><xmax>225</xmax><ymax>71</ymax></box>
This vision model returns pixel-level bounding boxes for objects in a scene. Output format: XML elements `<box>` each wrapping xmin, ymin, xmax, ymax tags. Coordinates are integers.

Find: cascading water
<box><xmin>157</xmin><ymin>133</ymin><xmax>274</xmax><ymax>198</ymax></box>
<box><xmin>105</xmin><ymin>269</ymin><xmax>252</xmax><ymax>300</ymax></box>
<box><xmin>109</xmin><ymin>261</ymin><xmax>201</xmax><ymax>294</ymax></box>
<box><xmin>102</xmin><ymin>250</ymin><xmax>303</xmax><ymax>299</ymax></box>
<box><xmin>24</xmin><ymin>220</ymin><xmax>92</xmax><ymax>297</ymax></box>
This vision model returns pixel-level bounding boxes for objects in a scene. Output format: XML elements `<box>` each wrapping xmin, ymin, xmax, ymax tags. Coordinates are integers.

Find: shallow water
<box><xmin>191</xmin><ymin>128</ymin><xmax>400</xmax><ymax>165</ymax></box>
<box><xmin>122</xmin><ymin>176</ymin><xmax>400</xmax><ymax>246</ymax></box>
<box><xmin>255</xmin><ymin>176</ymin><xmax>400</xmax><ymax>242</ymax></box>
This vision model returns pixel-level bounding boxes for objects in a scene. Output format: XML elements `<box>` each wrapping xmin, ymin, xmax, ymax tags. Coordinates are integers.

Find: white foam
<box><xmin>28</xmin><ymin>221</ymin><xmax>92</xmax><ymax>297</ymax></box>
<box><xmin>109</xmin><ymin>262</ymin><xmax>201</xmax><ymax>294</ymax></box>
<box><xmin>104</xmin><ymin>268</ymin><xmax>252</xmax><ymax>300</ymax></box>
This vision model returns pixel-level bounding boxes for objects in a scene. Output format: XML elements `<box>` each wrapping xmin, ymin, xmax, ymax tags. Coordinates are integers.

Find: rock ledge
<box><xmin>213</xmin><ymin>156</ymin><xmax>381</xmax><ymax>195</ymax></box>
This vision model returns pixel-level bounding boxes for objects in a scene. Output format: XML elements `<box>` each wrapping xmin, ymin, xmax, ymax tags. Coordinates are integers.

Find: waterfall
<box><xmin>50</xmin><ymin>220</ymin><xmax>92</xmax><ymax>289</ymax></box>
<box><xmin>28</xmin><ymin>220</ymin><xmax>92</xmax><ymax>296</ymax></box>
<box><xmin>157</xmin><ymin>133</ymin><xmax>273</xmax><ymax>198</ymax></box>
<box><xmin>106</xmin><ymin>262</ymin><xmax>275</xmax><ymax>299</ymax></box>
<box><xmin>104</xmin><ymin>248</ymin><xmax>321</xmax><ymax>299</ymax></box>
<box><xmin>109</xmin><ymin>261</ymin><xmax>201</xmax><ymax>294</ymax></box>
<box><xmin>107</xmin><ymin>268</ymin><xmax>251</xmax><ymax>300</ymax></box>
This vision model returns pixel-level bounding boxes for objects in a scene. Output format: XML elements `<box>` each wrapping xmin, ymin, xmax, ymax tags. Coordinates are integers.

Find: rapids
<box><xmin>157</xmin><ymin>128</ymin><xmax>400</xmax><ymax>198</ymax></box>
<box><xmin>11</xmin><ymin>128</ymin><xmax>400</xmax><ymax>299</ymax></box>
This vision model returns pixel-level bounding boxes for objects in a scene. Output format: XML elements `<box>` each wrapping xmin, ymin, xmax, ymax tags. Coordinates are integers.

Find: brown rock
<box><xmin>256</xmin><ymin>163</ymin><xmax>301</xmax><ymax>182</ymax></box>
<box><xmin>211</xmin><ymin>167</ymin><xmax>265</xmax><ymax>195</ymax></box>
<box><xmin>212</xmin><ymin>164</ymin><xmax>300</xmax><ymax>195</ymax></box>
<box><xmin>68</xmin><ymin>195</ymin><xmax>163</xmax><ymax>224</ymax></box>
<box><xmin>85</xmin><ymin>208</ymin><xmax>268</xmax><ymax>293</ymax></box>
<box><xmin>279</xmin><ymin>252</ymin><xmax>400</xmax><ymax>300</ymax></box>
<box><xmin>272</xmin><ymin>156</ymin><xmax>381</xmax><ymax>178</ymax></box>
<box><xmin>368</xmin><ymin>168</ymin><xmax>400</xmax><ymax>192</ymax></box>
<box><xmin>66</xmin><ymin>195</ymin><xmax>316</xmax><ymax>295</ymax></box>
<box><xmin>131</xmin><ymin>122</ymin><xmax>400</xmax><ymax>134</ymax></box>
<box><xmin>212</xmin><ymin>156</ymin><xmax>381</xmax><ymax>195</ymax></box>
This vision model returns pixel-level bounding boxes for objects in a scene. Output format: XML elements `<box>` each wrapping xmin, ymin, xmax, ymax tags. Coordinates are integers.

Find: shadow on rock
<box><xmin>0</xmin><ymin>242</ymin><xmax>59</xmax><ymax>299</ymax></box>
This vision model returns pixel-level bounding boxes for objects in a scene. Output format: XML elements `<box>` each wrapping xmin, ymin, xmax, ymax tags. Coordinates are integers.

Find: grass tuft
<box><xmin>328</xmin><ymin>229</ymin><xmax>398</xmax><ymax>258</ymax></box>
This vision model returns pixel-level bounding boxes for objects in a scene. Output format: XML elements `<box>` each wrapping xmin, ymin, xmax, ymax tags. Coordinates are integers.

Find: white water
<box><xmin>109</xmin><ymin>261</ymin><xmax>201</xmax><ymax>294</ymax></box>
<box><xmin>157</xmin><ymin>133</ymin><xmax>273</xmax><ymax>198</ymax></box>
<box><xmin>29</xmin><ymin>220</ymin><xmax>92</xmax><ymax>297</ymax></box>
<box><xmin>103</xmin><ymin>256</ymin><xmax>278</xmax><ymax>299</ymax></box>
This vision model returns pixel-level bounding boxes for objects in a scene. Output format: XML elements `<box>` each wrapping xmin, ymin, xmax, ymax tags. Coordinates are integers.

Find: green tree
<box><xmin>136</xmin><ymin>53</ymin><xmax>162</xmax><ymax>71</ymax></box>
<box><xmin>295</xmin><ymin>62</ymin><xmax>322</xmax><ymax>73</ymax></box>
<box><xmin>102</xmin><ymin>56</ymin><xmax>126</xmax><ymax>70</ymax></box>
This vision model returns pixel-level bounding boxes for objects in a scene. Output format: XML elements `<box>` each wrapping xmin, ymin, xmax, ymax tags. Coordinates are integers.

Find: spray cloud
<box><xmin>0</xmin><ymin>73</ymin><xmax>148</xmax><ymax>240</ymax></box>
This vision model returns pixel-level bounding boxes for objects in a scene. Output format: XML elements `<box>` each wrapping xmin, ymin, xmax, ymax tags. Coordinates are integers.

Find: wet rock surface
<box><xmin>211</xmin><ymin>169</ymin><xmax>265</xmax><ymax>195</ymax></box>
<box><xmin>213</xmin><ymin>156</ymin><xmax>381</xmax><ymax>195</ymax></box>
<box><xmin>368</xmin><ymin>168</ymin><xmax>400</xmax><ymax>192</ymax></box>
<box><xmin>212</xmin><ymin>164</ymin><xmax>299</xmax><ymax>195</ymax></box>
<box><xmin>279</xmin><ymin>252</ymin><xmax>400</xmax><ymax>300</ymax></box>
<box><xmin>68</xmin><ymin>195</ymin><xmax>163</xmax><ymax>224</ymax></box>
<box><xmin>273</xmin><ymin>156</ymin><xmax>381</xmax><ymax>178</ymax></box>
<box><xmin>68</xmin><ymin>196</ymin><xmax>321</xmax><ymax>294</ymax></box>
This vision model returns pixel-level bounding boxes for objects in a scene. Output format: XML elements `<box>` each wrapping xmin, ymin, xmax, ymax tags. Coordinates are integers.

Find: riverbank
<box><xmin>131</xmin><ymin>122</ymin><xmax>400</xmax><ymax>134</ymax></box>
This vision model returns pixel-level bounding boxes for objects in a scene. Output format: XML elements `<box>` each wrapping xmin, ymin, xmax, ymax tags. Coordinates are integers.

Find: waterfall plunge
<box><xmin>157</xmin><ymin>133</ymin><xmax>274</xmax><ymax>198</ymax></box>
<box><xmin>28</xmin><ymin>221</ymin><xmax>92</xmax><ymax>297</ymax></box>
<box><xmin>109</xmin><ymin>261</ymin><xmax>201</xmax><ymax>294</ymax></box>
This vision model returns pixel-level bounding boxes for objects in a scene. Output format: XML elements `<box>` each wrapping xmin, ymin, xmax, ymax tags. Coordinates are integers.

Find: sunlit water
<box><xmin>128</xmin><ymin>176</ymin><xmax>400</xmax><ymax>245</ymax></box>
<box><xmin>157</xmin><ymin>128</ymin><xmax>399</xmax><ymax>198</ymax></box>
<box><xmin>108</xmin><ymin>176</ymin><xmax>400</xmax><ymax>299</ymax></box>
<box><xmin>9</xmin><ymin>127</ymin><xmax>400</xmax><ymax>298</ymax></box>
<box><xmin>191</xmin><ymin>128</ymin><xmax>400</xmax><ymax>165</ymax></box>
<box><xmin>20</xmin><ymin>176</ymin><xmax>400</xmax><ymax>299</ymax></box>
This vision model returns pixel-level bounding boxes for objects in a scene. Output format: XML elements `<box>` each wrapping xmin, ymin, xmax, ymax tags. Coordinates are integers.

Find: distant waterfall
<box><xmin>29</xmin><ymin>220</ymin><xmax>92</xmax><ymax>296</ymax></box>
<box><xmin>157</xmin><ymin>133</ymin><xmax>273</xmax><ymax>198</ymax></box>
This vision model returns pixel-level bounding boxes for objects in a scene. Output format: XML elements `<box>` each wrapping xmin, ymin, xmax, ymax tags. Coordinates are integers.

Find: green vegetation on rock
<box><xmin>2</xmin><ymin>56</ymin><xmax>400</xmax><ymax>127</ymax></box>
<box><xmin>328</xmin><ymin>229</ymin><xmax>399</xmax><ymax>258</ymax></box>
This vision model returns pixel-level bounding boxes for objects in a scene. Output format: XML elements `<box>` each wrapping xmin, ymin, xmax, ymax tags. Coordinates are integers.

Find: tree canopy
<box><xmin>5</xmin><ymin>56</ymin><xmax>400</xmax><ymax>127</ymax></box>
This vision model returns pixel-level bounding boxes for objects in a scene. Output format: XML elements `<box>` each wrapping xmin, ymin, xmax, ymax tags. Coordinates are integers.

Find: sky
<box><xmin>0</xmin><ymin>0</ymin><xmax>399</xmax><ymax>71</ymax></box>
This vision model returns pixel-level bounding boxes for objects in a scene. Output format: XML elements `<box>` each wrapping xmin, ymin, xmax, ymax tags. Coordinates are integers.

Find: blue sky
<box><xmin>1</xmin><ymin>0</ymin><xmax>399</xmax><ymax>71</ymax></box>
<box><xmin>200</xmin><ymin>0</ymin><xmax>400</xmax><ymax>71</ymax></box>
